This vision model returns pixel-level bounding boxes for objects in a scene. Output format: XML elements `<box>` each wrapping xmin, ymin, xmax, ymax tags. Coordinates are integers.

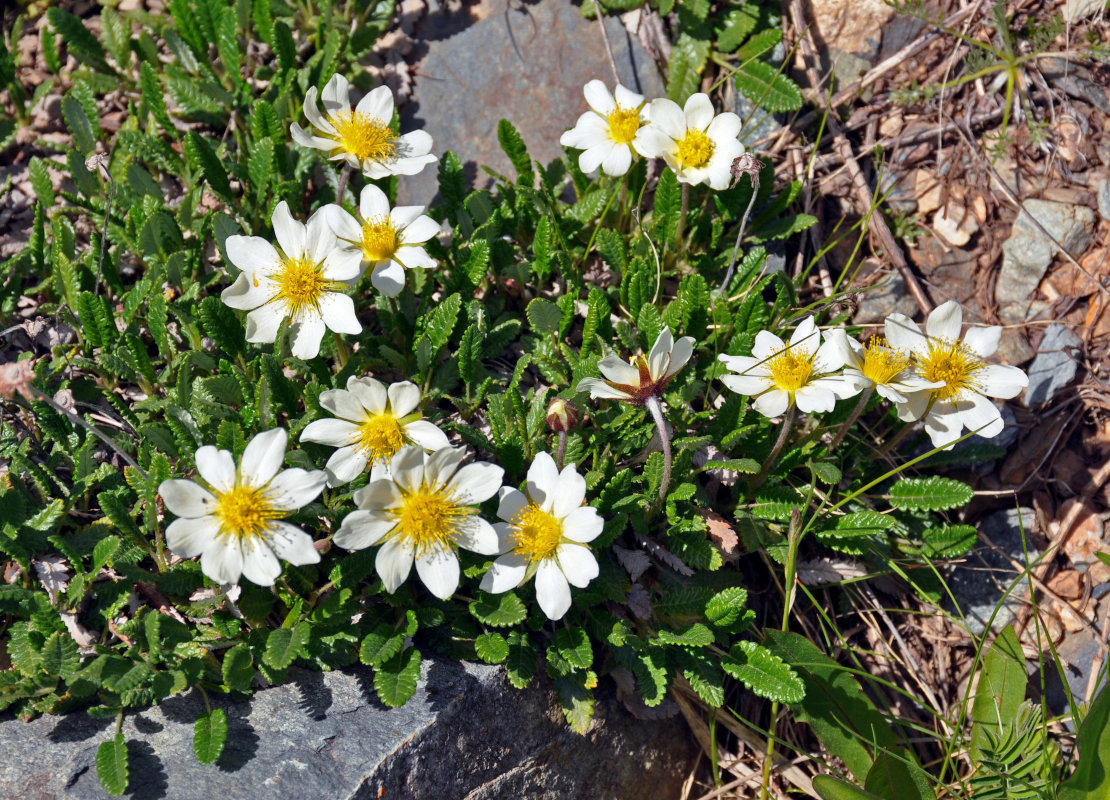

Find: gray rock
<box><xmin>0</xmin><ymin>660</ymin><xmax>696</xmax><ymax>800</ymax></box>
<box><xmin>852</xmin><ymin>269</ymin><xmax>918</xmax><ymax>324</ymax></box>
<box><xmin>997</xmin><ymin>199</ymin><xmax>1096</xmax><ymax>307</ymax></box>
<box><xmin>1097</xmin><ymin>178</ymin><xmax>1110</xmax><ymax>223</ymax></box>
<box><xmin>947</xmin><ymin>507</ymin><xmax>1040</xmax><ymax>637</ymax></box>
<box><xmin>1024</xmin><ymin>323</ymin><xmax>1082</xmax><ymax>407</ymax></box>
<box><xmin>402</xmin><ymin>0</ymin><xmax>665</xmax><ymax>205</ymax></box>
<box><xmin>1047</xmin><ymin>629</ymin><xmax>1107</xmax><ymax>719</ymax></box>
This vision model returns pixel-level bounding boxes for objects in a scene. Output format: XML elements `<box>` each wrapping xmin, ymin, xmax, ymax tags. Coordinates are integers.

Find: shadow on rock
<box><xmin>49</xmin><ymin>712</ymin><xmax>112</xmax><ymax>743</ymax></box>
<box><xmin>217</xmin><ymin>704</ymin><xmax>259</xmax><ymax>773</ymax></box>
<box><xmin>290</xmin><ymin>668</ymin><xmax>334</xmax><ymax>721</ymax></box>
<box><xmin>125</xmin><ymin>739</ymin><xmax>169</xmax><ymax>800</ymax></box>
<box><xmin>424</xmin><ymin>659</ymin><xmax>476</xmax><ymax>714</ymax></box>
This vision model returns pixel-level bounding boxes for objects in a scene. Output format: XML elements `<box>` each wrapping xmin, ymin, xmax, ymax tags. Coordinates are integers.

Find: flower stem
<box><xmin>332</xmin><ymin>332</ymin><xmax>350</xmax><ymax>371</ymax></box>
<box><xmin>674</xmin><ymin>183</ymin><xmax>690</xmax><ymax>245</ymax></box>
<box><xmin>336</xmin><ymin>164</ymin><xmax>352</xmax><ymax>206</ymax></box>
<box><xmin>645</xmin><ymin>395</ymin><xmax>672</xmax><ymax>507</ymax></box>
<box><xmin>556</xmin><ymin>430</ymin><xmax>567</xmax><ymax>470</ymax></box>
<box><xmin>751</xmin><ymin>405</ymin><xmax>794</xmax><ymax>490</ymax></box>
<box><xmin>718</xmin><ymin>177</ymin><xmax>759</xmax><ymax>296</ymax></box>
<box><xmin>828</xmin><ymin>386</ymin><xmax>874</xmax><ymax>451</ymax></box>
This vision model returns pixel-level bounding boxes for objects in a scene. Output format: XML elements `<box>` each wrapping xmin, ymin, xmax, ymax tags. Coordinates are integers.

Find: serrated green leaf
<box><xmin>921</xmin><ymin>524</ymin><xmax>977</xmax><ymax>558</ymax></box>
<box><xmin>263</xmin><ymin>622</ymin><xmax>309</xmax><ymax>670</ymax></box>
<box><xmin>505</xmin><ymin>631</ymin><xmax>536</xmax><ymax>689</ymax></box>
<box><xmin>717</xmin><ymin>5</ymin><xmax>760</xmax><ymax>52</ymax></box>
<box><xmin>29</xmin><ymin>157</ymin><xmax>54</xmax><ymax>208</ymax></box>
<box><xmin>733</xmin><ymin>61</ymin><xmax>804</xmax><ymax>113</ymax></box>
<box><xmin>889</xmin><ymin>476</ymin><xmax>974</xmax><ymax>511</ymax></box>
<box><xmin>970</xmin><ymin>625</ymin><xmax>1026</xmax><ymax>758</ymax></box>
<box><xmin>863</xmin><ymin>748</ymin><xmax>933</xmax><ymax>800</ymax></box>
<box><xmin>475</xmin><ymin>632</ymin><xmax>509</xmax><ymax>664</ymax></box>
<box><xmin>666</xmin><ymin>34</ymin><xmax>711</xmax><ymax>102</ymax></box>
<box><xmin>96</xmin><ymin>733</ymin><xmax>129</xmax><ymax>796</ymax></box>
<box><xmin>221</xmin><ymin>644</ymin><xmax>254</xmax><ymax>692</ymax></box>
<box><xmin>40</xmin><ymin>631</ymin><xmax>80</xmax><ymax>679</ymax></box>
<box><xmin>813</xmin><ymin>776</ymin><xmax>888</xmax><ymax>800</ymax></box>
<box><xmin>248</xmin><ymin>137</ymin><xmax>274</xmax><ymax>198</ymax></box>
<box><xmin>1059</xmin><ymin>681</ymin><xmax>1110</xmax><ymax>800</ymax></box>
<box><xmin>185</xmin><ymin>132</ymin><xmax>233</xmax><ymax>202</ymax></box>
<box><xmin>62</xmin><ymin>94</ymin><xmax>97</xmax><ymax>155</ymax></box>
<box><xmin>657</xmin><ymin>623</ymin><xmax>713</xmax><ymax>647</ymax></box>
<box><xmin>47</xmin><ymin>8</ymin><xmax>115</xmax><ymax>75</ymax></box>
<box><xmin>722</xmin><ymin>641</ymin><xmax>804</xmax><ymax>703</ymax></box>
<box><xmin>526</xmin><ymin>297</ymin><xmax>562</xmax><ymax>336</ymax></box>
<box><xmin>497</xmin><ymin>118</ymin><xmax>533</xmax><ymax>184</ymax></box>
<box><xmin>420</xmin><ymin>292</ymin><xmax>461</xmax><ymax>353</ymax></box>
<box><xmin>469</xmin><ymin>592</ymin><xmax>527</xmax><ymax>627</ymax></box>
<box><xmin>373</xmin><ymin>647</ymin><xmax>421</xmax><ymax>708</ymax></box>
<box><xmin>705</xmin><ymin>587</ymin><xmax>748</xmax><ymax>627</ymax></box>
<box><xmin>359</xmin><ymin>623</ymin><xmax>405</xmax><ymax>666</ymax></box>
<box><xmin>193</xmin><ymin>708</ymin><xmax>229</xmax><ymax>764</ymax></box>
<box><xmin>552</xmin><ymin>627</ymin><xmax>593</xmax><ymax>670</ymax></box>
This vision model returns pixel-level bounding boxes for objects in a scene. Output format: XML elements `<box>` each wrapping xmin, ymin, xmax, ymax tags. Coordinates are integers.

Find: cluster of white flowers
<box><xmin>560</xmin><ymin>80</ymin><xmax>745</xmax><ymax>189</ymax></box>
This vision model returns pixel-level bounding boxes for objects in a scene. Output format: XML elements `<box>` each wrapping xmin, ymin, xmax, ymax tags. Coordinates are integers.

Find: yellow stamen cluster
<box><xmin>356</xmin><ymin>414</ymin><xmax>405</xmax><ymax>463</ymax></box>
<box><xmin>606</xmin><ymin>107</ymin><xmax>641</xmax><ymax>144</ymax></box>
<box><xmin>273</xmin><ymin>255</ymin><xmax>328</xmax><ymax>317</ymax></box>
<box><xmin>215</xmin><ymin>485</ymin><xmax>279</xmax><ymax>541</ymax></box>
<box><xmin>767</xmin><ymin>346</ymin><xmax>814</xmax><ymax>393</ymax></box>
<box><xmin>327</xmin><ymin>110</ymin><xmax>396</xmax><ymax>163</ymax></box>
<box><xmin>360</xmin><ymin>215</ymin><xmax>399</xmax><ymax>263</ymax></box>
<box><xmin>918</xmin><ymin>338</ymin><xmax>983</xmax><ymax>401</ymax></box>
<box><xmin>509</xmin><ymin>503</ymin><xmax>563</xmax><ymax>562</ymax></box>
<box><xmin>393</xmin><ymin>489</ymin><xmax>469</xmax><ymax>557</ymax></box>
<box><xmin>675</xmin><ymin>129</ymin><xmax>714</xmax><ymax>169</ymax></box>
<box><xmin>860</xmin><ymin>337</ymin><xmax>911</xmax><ymax>386</ymax></box>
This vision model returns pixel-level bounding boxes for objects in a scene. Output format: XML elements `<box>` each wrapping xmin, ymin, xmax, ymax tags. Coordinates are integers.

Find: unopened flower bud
<box><xmin>546</xmin><ymin>398</ymin><xmax>578</xmax><ymax>432</ymax></box>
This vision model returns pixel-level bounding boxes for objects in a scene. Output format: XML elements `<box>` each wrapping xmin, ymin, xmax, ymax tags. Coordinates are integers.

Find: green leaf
<box><xmin>40</xmin><ymin>632</ymin><xmax>80</xmax><ymax>679</ymax></box>
<box><xmin>497</xmin><ymin>119</ymin><xmax>533</xmax><ymax>184</ymax></box>
<box><xmin>863</xmin><ymin>748</ymin><xmax>933</xmax><ymax>800</ymax></box>
<box><xmin>96</xmin><ymin>733</ymin><xmax>129</xmax><ymax>796</ymax></box>
<box><xmin>420</xmin><ymin>292</ymin><xmax>461</xmax><ymax>353</ymax></box>
<box><xmin>505</xmin><ymin>631</ymin><xmax>536</xmax><ymax>689</ymax></box>
<box><xmin>47</xmin><ymin>8</ymin><xmax>116</xmax><ymax>74</ymax></box>
<box><xmin>185</xmin><ymin>132</ymin><xmax>233</xmax><ymax>202</ymax></box>
<box><xmin>359</xmin><ymin>624</ymin><xmax>405</xmax><ymax>667</ymax></box>
<box><xmin>526</xmin><ymin>298</ymin><xmax>562</xmax><ymax>336</ymax></box>
<box><xmin>652</xmin><ymin>169</ymin><xmax>680</xmax><ymax>242</ymax></box>
<box><xmin>734</xmin><ymin>27</ymin><xmax>783</xmax><ymax>63</ymax></box>
<box><xmin>248</xmin><ymin>137</ymin><xmax>274</xmax><ymax>198</ymax></box>
<box><xmin>555</xmin><ymin>675</ymin><xmax>594</xmax><ymax>733</ymax></box>
<box><xmin>970</xmin><ymin>625</ymin><xmax>1026</xmax><ymax>758</ymax></box>
<box><xmin>666</xmin><ymin>34</ymin><xmax>711</xmax><ymax>102</ymax></box>
<box><xmin>716</xmin><ymin>5</ymin><xmax>760</xmax><ymax>52</ymax></box>
<box><xmin>193</xmin><ymin>708</ymin><xmax>229</xmax><ymax>765</ymax></box>
<box><xmin>722</xmin><ymin>641</ymin><xmax>804</xmax><ymax>703</ymax></box>
<box><xmin>469</xmin><ymin>592</ymin><xmax>527</xmax><ymax>627</ymax></box>
<box><xmin>62</xmin><ymin>93</ymin><xmax>97</xmax><ymax>155</ymax></box>
<box><xmin>373</xmin><ymin>647</ymin><xmax>421</xmax><ymax>708</ymax></box>
<box><xmin>199</xmin><ymin>295</ymin><xmax>245</xmax><ymax>359</ymax></box>
<box><xmin>552</xmin><ymin>627</ymin><xmax>593</xmax><ymax>670</ymax></box>
<box><xmin>705</xmin><ymin>587</ymin><xmax>748</xmax><ymax>627</ymax></box>
<box><xmin>813</xmin><ymin>776</ymin><xmax>887</xmax><ymax>800</ymax></box>
<box><xmin>810</xmin><ymin>461</ymin><xmax>842</xmax><ymax>485</ymax></box>
<box><xmin>475</xmin><ymin>632</ymin><xmax>509</xmax><ymax>664</ymax></box>
<box><xmin>733</xmin><ymin>61</ymin><xmax>804</xmax><ymax>113</ymax></box>
<box><xmin>657</xmin><ymin>623</ymin><xmax>714</xmax><ymax>647</ymax></box>
<box><xmin>921</xmin><ymin>524</ymin><xmax>978</xmax><ymax>558</ymax></box>
<box><xmin>263</xmin><ymin>622</ymin><xmax>310</xmax><ymax>670</ymax></box>
<box><xmin>29</xmin><ymin>157</ymin><xmax>55</xmax><ymax>208</ymax></box>
<box><xmin>221</xmin><ymin>644</ymin><xmax>254</xmax><ymax>692</ymax></box>
<box><xmin>1059</xmin><ymin>681</ymin><xmax>1110</xmax><ymax>800</ymax></box>
<box><xmin>889</xmin><ymin>476</ymin><xmax>974</xmax><ymax>511</ymax></box>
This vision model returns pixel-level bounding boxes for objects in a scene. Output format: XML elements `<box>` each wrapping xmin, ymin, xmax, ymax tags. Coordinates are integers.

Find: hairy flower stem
<box><xmin>718</xmin><ymin>179</ymin><xmax>759</xmax><ymax>295</ymax></box>
<box><xmin>645</xmin><ymin>395</ymin><xmax>672</xmax><ymax>507</ymax></box>
<box><xmin>828</xmin><ymin>386</ymin><xmax>874</xmax><ymax>451</ymax></box>
<box><xmin>751</xmin><ymin>405</ymin><xmax>794</xmax><ymax>490</ymax></box>
<box><xmin>332</xmin><ymin>332</ymin><xmax>350</xmax><ymax>371</ymax></box>
<box><xmin>556</xmin><ymin>430</ymin><xmax>567</xmax><ymax>470</ymax></box>
<box><xmin>336</xmin><ymin>164</ymin><xmax>352</xmax><ymax>206</ymax></box>
<box><xmin>674</xmin><ymin>183</ymin><xmax>690</xmax><ymax>244</ymax></box>
<box><xmin>93</xmin><ymin>160</ymin><xmax>115</xmax><ymax>298</ymax></box>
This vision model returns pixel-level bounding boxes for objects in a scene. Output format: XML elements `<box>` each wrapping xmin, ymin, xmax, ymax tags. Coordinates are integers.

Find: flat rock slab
<box><xmin>0</xmin><ymin>661</ymin><xmax>696</xmax><ymax>800</ymax></box>
<box><xmin>1024</xmin><ymin>323</ymin><xmax>1082</xmax><ymax>407</ymax></box>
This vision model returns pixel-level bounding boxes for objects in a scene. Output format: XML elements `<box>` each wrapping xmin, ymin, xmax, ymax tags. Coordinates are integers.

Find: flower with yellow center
<box><xmin>885</xmin><ymin>301</ymin><xmax>1028</xmax><ymax>449</ymax></box>
<box><xmin>221</xmin><ymin>201</ymin><xmax>362</xmax><ymax>360</ymax></box>
<box><xmin>480</xmin><ymin>452</ymin><xmax>603</xmax><ymax>620</ymax></box>
<box><xmin>334</xmin><ymin>446</ymin><xmax>504</xmax><ymax>599</ymax></box>
<box><xmin>823</xmin><ymin>329</ymin><xmax>943</xmax><ymax>409</ymax></box>
<box><xmin>158</xmin><ymin>429</ymin><xmax>328</xmax><ymax>586</ymax></box>
<box><xmin>323</xmin><ymin>185</ymin><xmax>440</xmax><ymax>297</ymax></box>
<box><xmin>636</xmin><ymin>93</ymin><xmax>746</xmax><ymax>189</ymax></box>
<box><xmin>718</xmin><ymin>317</ymin><xmax>862</xmax><ymax>417</ymax></box>
<box><xmin>290</xmin><ymin>75</ymin><xmax>437</xmax><ymax>179</ymax></box>
<box><xmin>300</xmin><ymin>377</ymin><xmax>450</xmax><ymax>487</ymax></box>
<box><xmin>559</xmin><ymin>80</ymin><xmax>649</xmax><ymax>177</ymax></box>
<box><xmin>576</xmin><ymin>327</ymin><xmax>695</xmax><ymax>405</ymax></box>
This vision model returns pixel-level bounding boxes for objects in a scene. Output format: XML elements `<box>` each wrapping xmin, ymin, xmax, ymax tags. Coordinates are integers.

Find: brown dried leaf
<box><xmin>705</xmin><ymin>511</ymin><xmax>739</xmax><ymax>554</ymax></box>
<box><xmin>0</xmin><ymin>359</ymin><xmax>34</xmax><ymax>400</ymax></box>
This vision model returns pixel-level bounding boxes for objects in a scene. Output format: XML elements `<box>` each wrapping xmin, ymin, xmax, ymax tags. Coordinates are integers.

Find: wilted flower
<box><xmin>636</xmin><ymin>93</ymin><xmax>745</xmax><ymax>190</ymax></box>
<box><xmin>323</xmin><ymin>184</ymin><xmax>439</xmax><ymax>297</ymax></box>
<box><xmin>333</xmin><ymin>447</ymin><xmax>503</xmax><ymax>599</ymax></box>
<box><xmin>480</xmin><ymin>452</ymin><xmax>602</xmax><ymax>620</ymax></box>
<box><xmin>221</xmin><ymin>201</ymin><xmax>361</xmax><ymax>360</ymax></box>
<box><xmin>158</xmin><ymin>429</ymin><xmax>327</xmax><ymax>586</ymax></box>
<box><xmin>559</xmin><ymin>79</ymin><xmax>649</xmax><ymax>177</ymax></box>
<box><xmin>300</xmin><ymin>377</ymin><xmax>450</xmax><ymax>486</ymax></box>
<box><xmin>885</xmin><ymin>301</ymin><xmax>1028</xmax><ymax>449</ymax></box>
<box><xmin>718</xmin><ymin>317</ymin><xmax>861</xmax><ymax>417</ymax></box>
<box><xmin>576</xmin><ymin>327</ymin><xmax>694</xmax><ymax>405</ymax></box>
<box><xmin>290</xmin><ymin>74</ymin><xmax>436</xmax><ymax>178</ymax></box>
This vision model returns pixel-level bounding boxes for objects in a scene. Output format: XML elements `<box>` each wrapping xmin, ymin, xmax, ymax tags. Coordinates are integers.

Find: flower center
<box><xmin>767</xmin><ymin>346</ymin><xmax>814</xmax><ymax>393</ymax></box>
<box><xmin>606</xmin><ymin>106</ymin><xmax>641</xmax><ymax>145</ymax></box>
<box><xmin>393</xmin><ymin>489</ymin><xmax>470</xmax><ymax>557</ymax></box>
<box><xmin>214</xmin><ymin>485</ymin><xmax>279</xmax><ymax>541</ymax></box>
<box><xmin>273</xmin><ymin>254</ymin><xmax>328</xmax><ymax>318</ymax></box>
<box><xmin>918</xmin><ymin>338</ymin><xmax>983</xmax><ymax>401</ymax></box>
<box><xmin>675</xmin><ymin>129</ymin><xmax>714</xmax><ymax>169</ymax></box>
<box><xmin>509</xmin><ymin>503</ymin><xmax>563</xmax><ymax>563</ymax></box>
<box><xmin>327</xmin><ymin>110</ymin><xmax>396</xmax><ymax>163</ymax></box>
<box><xmin>860</xmin><ymin>337</ymin><xmax>911</xmax><ymax>385</ymax></box>
<box><xmin>360</xmin><ymin>215</ymin><xmax>399</xmax><ymax>262</ymax></box>
<box><xmin>356</xmin><ymin>414</ymin><xmax>405</xmax><ymax>463</ymax></box>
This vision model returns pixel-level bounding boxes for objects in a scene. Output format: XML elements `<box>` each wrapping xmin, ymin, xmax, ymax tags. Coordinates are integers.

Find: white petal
<box><xmin>166</xmin><ymin>516</ymin><xmax>216</xmax><ymax>558</ymax></box>
<box><xmin>752</xmin><ymin>330</ymin><xmax>786</xmax><ymax>360</ymax></box>
<box><xmin>648</xmin><ymin>98</ymin><xmax>686</xmax><ymax>139</ymax></box>
<box><xmin>496</xmin><ymin>487</ymin><xmax>530</xmax><ymax>523</ymax></box>
<box><xmin>306</xmin><ymin>210</ymin><xmax>337</xmax><ymax>265</ymax></box>
<box><xmin>926</xmin><ymin>300</ymin><xmax>963</xmax><ymax>341</ymax></box>
<box><xmin>479</xmin><ymin>554</ymin><xmax>529</xmax><ymax>593</ymax></box>
<box><xmin>239</xmin><ymin>537</ymin><xmax>283</xmax><ymax>586</ymax></box>
<box><xmin>195</xmin><ymin>446</ymin><xmax>236</xmax><ymax>493</ymax></box>
<box><xmin>324</xmin><ymin>203</ymin><xmax>362</xmax><ymax>243</ymax></box>
<box><xmin>820</xmin><ymin>329</ymin><xmax>857</xmax><ymax>371</ymax></box>
<box><xmin>200</xmin><ymin>539</ymin><xmax>244</xmax><ymax>586</ymax></box>
<box><xmin>706</xmin><ymin>111</ymin><xmax>742</xmax><ymax>142</ymax></box>
<box><xmin>318</xmin><ymin>292</ymin><xmax>362</xmax><ymax>335</ymax></box>
<box><xmin>265</xmin><ymin>520</ymin><xmax>321</xmax><ymax>566</ymax></box>
<box><xmin>923</xmin><ymin>403</ymin><xmax>964</xmax><ymax>449</ymax></box>
<box><xmin>355</xmin><ymin>85</ymin><xmax>393</xmax><ymax>121</ymax></box>
<box><xmin>289</xmin><ymin>313</ymin><xmax>326</xmax><ymax>359</ymax></box>
<box><xmin>291</xmin><ymin>123</ymin><xmax>334</xmax><ymax>151</ymax></box>
<box><xmin>665</xmin><ymin>337</ymin><xmax>695</xmax><ymax>379</ymax></box>
<box><xmin>884</xmin><ymin>313</ymin><xmax>925</xmax><ymax>352</ymax></box>
<box><xmin>794</xmin><ymin>384</ymin><xmax>837</xmax><ymax>414</ymax></box>
<box><xmin>448</xmin><ymin>462</ymin><xmax>505</xmax><ymax>505</ymax></box>
<box><xmin>387</xmin><ymin>381</ymin><xmax>421</xmax><ymax>417</ymax></box>
<box><xmin>266</xmin><ymin>468</ymin><xmax>327</xmax><ymax>511</ymax></box>
<box><xmin>561</xmin><ymin>506</ymin><xmax>604</xmax><ymax>543</ymax></box>
<box><xmin>816</xmin><ymin>374</ymin><xmax>866</xmax><ymax>400</ymax></box>
<box><xmin>683</xmin><ymin>93</ymin><xmax>715</xmax><ymax>131</ymax></box>
<box><xmin>579</xmin><ymin>142</ymin><xmax>613</xmax><ymax>174</ymax></box>
<box><xmin>957</xmin><ymin>392</ymin><xmax>1004</xmax><ymax>438</ymax></box>
<box><xmin>789</xmin><ymin>317</ymin><xmax>821</xmax><ymax>350</ymax></box>
<box><xmin>221</xmin><ymin>271</ymin><xmax>270</xmax><ymax>311</ymax></box>
<box><xmin>245</xmin><ymin>304</ymin><xmax>283</xmax><ymax>344</ymax></box>
<box><xmin>353</xmin><ymin>477</ymin><xmax>403</xmax><ymax>510</ymax></box>
<box><xmin>403</xmin><ymin>420</ymin><xmax>450</xmax><ymax>451</ymax></box>
<box><xmin>455</xmin><ymin>516</ymin><xmax>500</xmax><ymax>555</ymax></box>
<box><xmin>551</xmin><ymin>465</ymin><xmax>587</xmax><ymax>518</ymax></box>
<box><xmin>895</xmin><ymin>389</ymin><xmax>932</xmax><ymax>422</ymax></box>
<box><xmin>272</xmin><ymin>201</ymin><xmax>306</xmax><ymax>258</ymax></box>
<box><xmin>349</xmin><ymin>376</ymin><xmax>389</xmax><ymax>415</ymax></box>
<box><xmin>324</xmin><ymin>446</ymin><xmax>368</xmax><ymax>487</ymax></box>
<box><xmin>647</xmin><ymin>328</ymin><xmax>675</xmax><ymax>382</ymax></box>
<box><xmin>632</xmin><ymin>126</ymin><xmax>673</xmax><ymax>159</ymax></box>
<box><xmin>597</xmin><ymin>354</ymin><xmax>641</xmax><ymax>386</ymax></box>
<box><xmin>359</xmin><ymin>183</ymin><xmax>391</xmax><ymax>220</ymax></box>
<box><xmin>964</xmin><ymin>326</ymin><xmax>1002</xmax><ymax>357</ymax></box>
<box><xmin>396</xmin><ymin>247</ymin><xmax>435</xmax><ymax>271</ymax></box>
<box><xmin>375</xmin><ymin>537</ymin><xmax>413</xmax><ymax>593</ymax></box>
<box><xmin>319</xmin><ymin>387</ymin><xmax>367</xmax><ymax>421</ymax></box>
<box><xmin>423</xmin><ymin>445</ymin><xmax>466</xmax><ymax>488</ymax></box>
<box><xmin>389</xmin><ymin>446</ymin><xmax>428</xmax><ymax>493</ymax></box>
<box><xmin>159</xmin><ymin>479</ymin><xmax>216</xmax><ymax>518</ymax></box>
<box><xmin>720</xmin><ymin>373</ymin><xmax>772</xmax><ymax>396</ymax></box>
<box><xmin>526</xmin><ymin>452</ymin><xmax>560</xmax><ymax>509</ymax></box>
<box><xmin>977</xmin><ymin>364</ymin><xmax>1028</xmax><ymax>399</ymax></box>
<box><xmin>557</xmin><ymin>543</ymin><xmax>599</xmax><ymax>588</ymax></box>
<box><xmin>576</xmin><ymin>379</ymin><xmax>633</xmax><ymax>401</ymax></box>
<box><xmin>535</xmin><ymin>559</ymin><xmax>572</xmax><ymax>620</ymax></box>
<box><xmin>370</xmin><ymin>261</ymin><xmax>407</xmax><ymax>297</ymax></box>
<box><xmin>398</xmin><ymin>215</ymin><xmax>440</xmax><ymax>245</ymax></box>
<box><xmin>321</xmin><ymin>74</ymin><xmax>350</xmax><ymax>115</ymax></box>
<box><xmin>301</xmin><ymin>87</ymin><xmax>330</xmax><ymax>132</ymax></box>
<box><xmin>226</xmin><ymin>235</ymin><xmax>280</xmax><ymax>274</ymax></box>
<box><xmin>753</xmin><ymin>389</ymin><xmax>791</xmax><ymax>417</ymax></box>
<box><xmin>415</xmin><ymin>549</ymin><xmax>460</xmax><ymax>600</ymax></box>
<box><xmin>614</xmin><ymin>84</ymin><xmax>644</xmax><ymax>109</ymax></box>
<box><xmin>240</xmin><ymin>428</ymin><xmax>288</xmax><ymax>488</ymax></box>
<box><xmin>600</xmin><ymin>144</ymin><xmax>632</xmax><ymax>177</ymax></box>
<box><xmin>335</xmin><ymin>509</ymin><xmax>397</xmax><ymax>550</ymax></box>
<box><xmin>583</xmin><ymin>79</ymin><xmax>616</xmax><ymax>115</ymax></box>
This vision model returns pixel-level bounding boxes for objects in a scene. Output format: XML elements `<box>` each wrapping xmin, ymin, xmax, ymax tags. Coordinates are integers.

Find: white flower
<box><xmin>822</xmin><ymin>329</ymin><xmax>943</xmax><ymax>404</ymax></box>
<box><xmin>158</xmin><ymin>429</ymin><xmax>327</xmax><ymax>587</ymax></box>
<box><xmin>323</xmin><ymin>185</ymin><xmax>439</xmax><ymax>297</ymax></box>
<box><xmin>718</xmin><ymin>317</ymin><xmax>862</xmax><ymax>417</ymax></box>
<box><xmin>300</xmin><ymin>377</ymin><xmax>450</xmax><ymax>486</ymax></box>
<box><xmin>333</xmin><ymin>446</ymin><xmax>504</xmax><ymax>600</ymax></box>
<box><xmin>635</xmin><ymin>93</ymin><xmax>745</xmax><ymax>190</ymax></box>
<box><xmin>221</xmin><ymin>201</ymin><xmax>361</xmax><ymax>360</ymax></box>
<box><xmin>479</xmin><ymin>452</ymin><xmax>602</xmax><ymax>620</ymax></box>
<box><xmin>576</xmin><ymin>327</ymin><xmax>695</xmax><ymax>404</ymax></box>
<box><xmin>559</xmin><ymin>80</ymin><xmax>649</xmax><ymax>177</ymax></box>
<box><xmin>290</xmin><ymin>74</ymin><xmax>436</xmax><ymax>179</ymax></box>
<box><xmin>885</xmin><ymin>301</ymin><xmax>1028</xmax><ymax>449</ymax></box>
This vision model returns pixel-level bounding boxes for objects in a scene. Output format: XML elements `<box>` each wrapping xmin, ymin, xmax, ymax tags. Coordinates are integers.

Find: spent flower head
<box><xmin>291</xmin><ymin>74</ymin><xmax>436</xmax><ymax>179</ymax></box>
<box><xmin>479</xmin><ymin>452</ymin><xmax>602</xmax><ymax>620</ymax></box>
<box><xmin>885</xmin><ymin>301</ymin><xmax>1028</xmax><ymax>449</ymax></box>
<box><xmin>324</xmin><ymin>185</ymin><xmax>440</xmax><ymax>297</ymax></box>
<box><xmin>221</xmin><ymin>201</ymin><xmax>361</xmax><ymax>360</ymax></box>
<box><xmin>333</xmin><ymin>446</ymin><xmax>503</xmax><ymax>599</ymax></box>
<box><xmin>559</xmin><ymin>79</ymin><xmax>649</xmax><ymax>177</ymax></box>
<box><xmin>636</xmin><ymin>93</ymin><xmax>745</xmax><ymax>190</ymax></box>
<box><xmin>300</xmin><ymin>377</ymin><xmax>450</xmax><ymax>487</ymax></box>
<box><xmin>158</xmin><ymin>429</ymin><xmax>327</xmax><ymax>586</ymax></box>
<box><xmin>576</xmin><ymin>327</ymin><xmax>694</xmax><ymax>405</ymax></box>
